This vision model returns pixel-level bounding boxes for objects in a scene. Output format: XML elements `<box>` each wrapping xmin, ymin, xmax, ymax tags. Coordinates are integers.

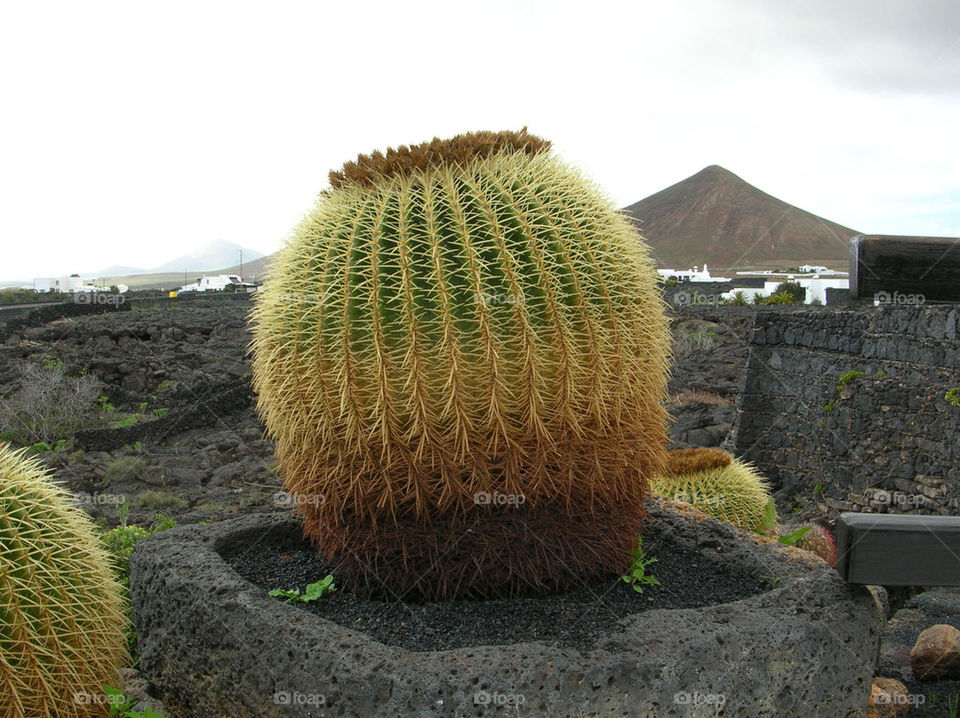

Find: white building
<box><xmin>178</xmin><ymin>274</ymin><xmax>246</xmax><ymax>292</ymax></box>
<box><xmin>721</xmin><ymin>277</ymin><xmax>849</xmax><ymax>304</ymax></box>
<box><xmin>33</xmin><ymin>275</ymin><xmax>101</xmax><ymax>293</ymax></box>
<box><xmin>658</xmin><ymin>264</ymin><xmax>730</xmax><ymax>283</ymax></box>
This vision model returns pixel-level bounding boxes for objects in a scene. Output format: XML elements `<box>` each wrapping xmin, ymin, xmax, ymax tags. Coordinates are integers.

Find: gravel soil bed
<box><xmin>224</xmin><ymin>520</ymin><xmax>769</xmax><ymax>653</ymax></box>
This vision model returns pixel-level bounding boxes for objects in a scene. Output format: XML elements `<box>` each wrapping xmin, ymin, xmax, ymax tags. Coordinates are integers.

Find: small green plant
<box><xmin>621</xmin><ymin>537</ymin><xmax>659</xmax><ymax>594</ymax></box>
<box><xmin>152</xmin><ymin>407</ymin><xmax>169</xmax><ymax>418</ymax></box>
<box><xmin>837</xmin><ymin>370</ymin><xmax>864</xmax><ymax>391</ymax></box>
<box><xmin>100</xmin><ymin>511</ymin><xmax>176</xmax><ymax>659</ymax></box>
<box><xmin>111</xmin><ymin>415</ymin><xmax>139</xmax><ymax>429</ymax></box>
<box><xmin>760</xmin><ymin>497</ymin><xmax>778</xmax><ymax>536</ymax></box>
<box><xmin>137</xmin><ymin>490</ymin><xmax>188</xmax><ymax>510</ymax></box>
<box><xmin>824</xmin><ymin>403</ymin><xmax>834</xmax><ymax>412</ymax></box>
<box><xmin>103</xmin><ymin>683</ymin><xmax>169</xmax><ymax>717</ymax></box>
<box><xmin>98</xmin><ymin>395</ymin><xmax>117</xmax><ymax>412</ymax></box>
<box><xmin>946</xmin><ymin>387</ymin><xmax>960</xmax><ymax>407</ymax></box>
<box><xmin>876</xmin><ymin>370</ymin><xmax>886</xmax><ymax>377</ymax></box>
<box><xmin>777</xmin><ymin>525</ymin><xmax>812</xmax><ymax>547</ymax></box>
<box><xmin>30</xmin><ymin>441</ymin><xmax>52</xmax><ymax>453</ymax></box>
<box><xmin>269</xmin><ymin>575</ymin><xmax>337</xmax><ymax>603</ymax></box>
<box><xmin>728</xmin><ymin>291</ymin><xmax>749</xmax><ymax>306</ymax></box>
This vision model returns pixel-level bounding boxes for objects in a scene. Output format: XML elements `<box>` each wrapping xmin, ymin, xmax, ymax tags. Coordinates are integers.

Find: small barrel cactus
<box><xmin>779</xmin><ymin>522</ymin><xmax>837</xmax><ymax>566</ymax></box>
<box><xmin>0</xmin><ymin>442</ymin><xmax>129</xmax><ymax>717</ymax></box>
<box><xmin>651</xmin><ymin>448</ymin><xmax>773</xmax><ymax>532</ymax></box>
<box><xmin>251</xmin><ymin>129</ymin><xmax>671</xmax><ymax>599</ymax></box>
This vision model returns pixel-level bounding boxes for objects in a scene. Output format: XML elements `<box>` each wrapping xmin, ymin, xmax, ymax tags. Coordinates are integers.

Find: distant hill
<box><xmin>92</xmin><ymin>264</ymin><xmax>148</xmax><ymax>276</ymax></box>
<box><xmin>152</xmin><ymin>239</ymin><xmax>265</xmax><ymax>274</ymax></box>
<box><xmin>218</xmin><ymin>253</ymin><xmax>273</xmax><ymax>282</ymax></box>
<box><xmin>622</xmin><ymin>166</ymin><xmax>859</xmax><ymax>269</ymax></box>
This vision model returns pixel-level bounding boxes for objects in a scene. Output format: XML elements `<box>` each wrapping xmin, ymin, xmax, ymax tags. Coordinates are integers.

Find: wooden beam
<box><xmin>836</xmin><ymin>513</ymin><xmax>960</xmax><ymax>586</ymax></box>
<box><xmin>849</xmin><ymin>234</ymin><xmax>960</xmax><ymax>302</ymax></box>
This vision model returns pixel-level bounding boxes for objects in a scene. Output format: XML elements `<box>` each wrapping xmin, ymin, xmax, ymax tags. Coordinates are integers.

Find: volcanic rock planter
<box><xmin>130</xmin><ymin>498</ymin><xmax>881</xmax><ymax>717</ymax></box>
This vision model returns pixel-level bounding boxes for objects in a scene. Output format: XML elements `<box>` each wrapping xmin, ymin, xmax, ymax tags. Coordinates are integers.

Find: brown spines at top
<box><xmin>665</xmin><ymin>447</ymin><xmax>733</xmax><ymax>475</ymax></box>
<box><xmin>328</xmin><ymin>128</ymin><xmax>552</xmax><ymax>189</ymax></box>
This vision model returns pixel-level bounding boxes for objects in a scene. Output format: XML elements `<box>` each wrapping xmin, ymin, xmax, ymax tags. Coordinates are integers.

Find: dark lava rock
<box><xmin>131</xmin><ymin>497</ymin><xmax>881</xmax><ymax>717</ymax></box>
<box><xmin>223</xmin><ymin>517</ymin><xmax>767</xmax><ymax>654</ymax></box>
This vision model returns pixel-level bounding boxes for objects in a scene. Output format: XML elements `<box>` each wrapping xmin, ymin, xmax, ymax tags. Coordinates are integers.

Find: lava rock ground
<box><xmin>0</xmin><ymin>298</ymin><xmax>750</xmax><ymax>530</ymax></box>
<box><xmin>224</xmin><ymin>517</ymin><xmax>768</xmax><ymax>654</ymax></box>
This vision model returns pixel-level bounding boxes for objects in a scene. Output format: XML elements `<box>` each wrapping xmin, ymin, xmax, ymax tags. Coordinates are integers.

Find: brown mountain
<box><xmin>622</xmin><ymin>165</ymin><xmax>859</xmax><ymax>269</ymax></box>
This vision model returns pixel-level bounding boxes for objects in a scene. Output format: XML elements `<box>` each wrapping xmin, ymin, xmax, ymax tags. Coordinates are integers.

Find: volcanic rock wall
<box><xmin>729</xmin><ymin>305</ymin><xmax>960</xmax><ymax>517</ymax></box>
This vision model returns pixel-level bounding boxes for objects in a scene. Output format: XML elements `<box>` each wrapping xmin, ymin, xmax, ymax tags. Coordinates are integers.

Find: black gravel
<box><xmin>224</xmin><ymin>522</ymin><xmax>769</xmax><ymax>653</ymax></box>
<box><xmin>902</xmin><ymin>680</ymin><xmax>960</xmax><ymax>717</ymax></box>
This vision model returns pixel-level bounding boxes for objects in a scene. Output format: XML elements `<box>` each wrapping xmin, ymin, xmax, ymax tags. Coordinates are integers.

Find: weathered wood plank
<box><xmin>849</xmin><ymin>234</ymin><xmax>960</xmax><ymax>302</ymax></box>
<box><xmin>836</xmin><ymin>513</ymin><xmax>960</xmax><ymax>586</ymax></box>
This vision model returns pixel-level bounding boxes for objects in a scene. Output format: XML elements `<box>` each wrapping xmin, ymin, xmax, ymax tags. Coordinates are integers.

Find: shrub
<box><xmin>136</xmin><ymin>490</ymin><xmax>187</xmax><ymax>510</ymax></box>
<box><xmin>773</xmin><ymin>281</ymin><xmax>805</xmax><ymax>303</ymax></box>
<box><xmin>0</xmin><ymin>358</ymin><xmax>102</xmax><ymax>444</ymax></box>
<box><xmin>103</xmin><ymin>456</ymin><xmax>148</xmax><ymax>486</ymax></box>
<box><xmin>728</xmin><ymin>290</ymin><xmax>749</xmax><ymax>306</ymax></box>
<box><xmin>673</xmin><ymin>328</ymin><xmax>719</xmax><ymax>357</ymax></box>
<box><xmin>251</xmin><ymin>129</ymin><xmax>671</xmax><ymax>600</ymax></box>
<box><xmin>0</xmin><ymin>442</ymin><xmax>129</xmax><ymax>716</ymax></box>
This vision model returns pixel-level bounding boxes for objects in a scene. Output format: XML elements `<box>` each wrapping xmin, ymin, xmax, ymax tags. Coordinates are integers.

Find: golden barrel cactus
<box><xmin>251</xmin><ymin>129</ymin><xmax>671</xmax><ymax>599</ymax></box>
<box><xmin>651</xmin><ymin>448</ymin><xmax>774</xmax><ymax>533</ymax></box>
<box><xmin>0</xmin><ymin>443</ymin><xmax>129</xmax><ymax>717</ymax></box>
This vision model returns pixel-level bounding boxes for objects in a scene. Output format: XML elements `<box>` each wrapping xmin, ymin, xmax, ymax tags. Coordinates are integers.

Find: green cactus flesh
<box><xmin>251</xmin><ymin>130</ymin><xmax>671</xmax><ymax>599</ymax></box>
<box><xmin>651</xmin><ymin>458</ymin><xmax>773</xmax><ymax>533</ymax></box>
<box><xmin>0</xmin><ymin>443</ymin><xmax>129</xmax><ymax>717</ymax></box>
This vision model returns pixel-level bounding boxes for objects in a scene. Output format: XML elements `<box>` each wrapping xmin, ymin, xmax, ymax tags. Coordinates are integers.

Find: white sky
<box><xmin>1</xmin><ymin>0</ymin><xmax>958</xmax><ymax>281</ymax></box>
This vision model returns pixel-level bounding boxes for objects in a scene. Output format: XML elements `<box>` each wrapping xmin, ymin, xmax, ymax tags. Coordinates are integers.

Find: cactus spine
<box><xmin>0</xmin><ymin>443</ymin><xmax>129</xmax><ymax>717</ymax></box>
<box><xmin>251</xmin><ymin>129</ymin><xmax>671</xmax><ymax>599</ymax></box>
<box><xmin>651</xmin><ymin>448</ymin><xmax>773</xmax><ymax>533</ymax></box>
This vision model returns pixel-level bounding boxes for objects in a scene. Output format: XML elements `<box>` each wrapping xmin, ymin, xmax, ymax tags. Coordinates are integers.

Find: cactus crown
<box><xmin>0</xmin><ymin>443</ymin><xmax>129</xmax><ymax>717</ymax></box>
<box><xmin>665</xmin><ymin>447</ymin><xmax>732</xmax><ymax>475</ymax></box>
<box><xmin>328</xmin><ymin>127</ymin><xmax>551</xmax><ymax>189</ymax></box>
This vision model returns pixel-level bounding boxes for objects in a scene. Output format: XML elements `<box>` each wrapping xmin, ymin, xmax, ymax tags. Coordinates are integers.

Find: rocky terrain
<box><xmin>2</xmin><ymin>296</ymin><xmax>955</xmax><ymax>716</ymax></box>
<box><xmin>0</xmin><ymin>296</ymin><xmax>750</xmax><ymax>530</ymax></box>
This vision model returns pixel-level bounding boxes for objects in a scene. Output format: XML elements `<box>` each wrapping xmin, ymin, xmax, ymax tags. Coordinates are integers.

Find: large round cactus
<box><xmin>651</xmin><ymin>448</ymin><xmax>774</xmax><ymax>532</ymax></box>
<box><xmin>251</xmin><ymin>129</ymin><xmax>671</xmax><ymax>599</ymax></box>
<box><xmin>0</xmin><ymin>443</ymin><xmax>129</xmax><ymax>717</ymax></box>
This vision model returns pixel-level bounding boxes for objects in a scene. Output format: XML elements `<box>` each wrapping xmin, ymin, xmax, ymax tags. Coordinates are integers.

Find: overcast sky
<box><xmin>2</xmin><ymin>0</ymin><xmax>958</xmax><ymax>281</ymax></box>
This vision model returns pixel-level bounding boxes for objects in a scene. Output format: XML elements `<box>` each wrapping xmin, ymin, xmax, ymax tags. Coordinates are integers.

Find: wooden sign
<box><xmin>836</xmin><ymin>513</ymin><xmax>960</xmax><ymax>586</ymax></box>
<box><xmin>849</xmin><ymin>234</ymin><xmax>960</xmax><ymax>302</ymax></box>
